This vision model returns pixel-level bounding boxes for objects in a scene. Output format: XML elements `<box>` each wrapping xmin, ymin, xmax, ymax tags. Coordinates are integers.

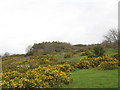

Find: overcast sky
<box><xmin>0</xmin><ymin>0</ymin><xmax>118</xmax><ymax>54</ymax></box>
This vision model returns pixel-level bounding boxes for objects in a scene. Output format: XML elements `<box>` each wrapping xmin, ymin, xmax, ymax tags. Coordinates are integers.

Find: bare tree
<box><xmin>25</xmin><ymin>45</ymin><xmax>33</xmax><ymax>56</ymax></box>
<box><xmin>3</xmin><ymin>52</ymin><xmax>10</xmax><ymax>57</ymax></box>
<box><xmin>104</xmin><ymin>29</ymin><xmax>118</xmax><ymax>42</ymax></box>
<box><xmin>102</xmin><ymin>29</ymin><xmax>119</xmax><ymax>48</ymax></box>
<box><xmin>26</xmin><ymin>45</ymin><xmax>33</xmax><ymax>53</ymax></box>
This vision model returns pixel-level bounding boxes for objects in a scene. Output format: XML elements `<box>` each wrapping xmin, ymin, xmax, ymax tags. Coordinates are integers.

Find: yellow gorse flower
<box><xmin>2</xmin><ymin>63</ymin><xmax>73</xmax><ymax>88</ymax></box>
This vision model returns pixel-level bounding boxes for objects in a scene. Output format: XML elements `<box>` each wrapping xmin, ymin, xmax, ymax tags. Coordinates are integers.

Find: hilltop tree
<box><xmin>26</xmin><ymin>45</ymin><xmax>33</xmax><ymax>56</ymax></box>
<box><xmin>3</xmin><ymin>52</ymin><xmax>10</xmax><ymax>57</ymax></box>
<box><xmin>102</xmin><ymin>29</ymin><xmax>119</xmax><ymax>48</ymax></box>
<box><xmin>26</xmin><ymin>45</ymin><xmax>33</xmax><ymax>53</ymax></box>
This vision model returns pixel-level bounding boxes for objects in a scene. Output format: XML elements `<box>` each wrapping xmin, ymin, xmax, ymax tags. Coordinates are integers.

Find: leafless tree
<box><xmin>102</xmin><ymin>29</ymin><xmax>119</xmax><ymax>48</ymax></box>
<box><xmin>26</xmin><ymin>45</ymin><xmax>33</xmax><ymax>53</ymax></box>
<box><xmin>3</xmin><ymin>52</ymin><xmax>10</xmax><ymax>57</ymax></box>
<box><xmin>104</xmin><ymin>29</ymin><xmax>118</xmax><ymax>42</ymax></box>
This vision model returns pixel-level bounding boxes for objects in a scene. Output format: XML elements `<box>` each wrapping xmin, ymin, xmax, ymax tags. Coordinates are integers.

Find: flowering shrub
<box><xmin>97</xmin><ymin>61</ymin><xmax>118</xmax><ymax>70</ymax></box>
<box><xmin>96</xmin><ymin>56</ymin><xmax>118</xmax><ymax>70</ymax></box>
<box><xmin>2</xmin><ymin>53</ymin><xmax>119</xmax><ymax>88</ymax></box>
<box><xmin>1</xmin><ymin>64</ymin><xmax>74</xmax><ymax>88</ymax></box>
<box><xmin>55</xmin><ymin>60</ymin><xmax>77</xmax><ymax>70</ymax></box>
<box><xmin>53</xmin><ymin>64</ymin><xmax>75</xmax><ymax>72</ymax></box>
<box><xmin>75</xmin><ymin>56</ymin><xmax>119</xmax><ymax>70</ymax></box>
<box><xmin>112</xmin><ymin>53</ymin><xmax>118</xmax><ymax>58</ymax></box>
<box><xmin>91</xmin><ymin>56</ymin><xmax>118</xmax><ymax>67</ymax></box>
<box><xmin>2</xmin><ymin>54</ymin><xmax>58</xmax><ymax>72</ymax></box>
<box><xmin>81</xmin><ymin>50</ymin><xmax>95</xmax><ymax>57</ymax></box>
<box><xmin>76</xmin><ymin>60</ymin><xmax>91</xmax><ymax>69</ymax></box>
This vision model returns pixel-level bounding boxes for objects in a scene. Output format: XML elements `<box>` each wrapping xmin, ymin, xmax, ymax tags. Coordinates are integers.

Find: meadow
<box><xmin>62</xmin><ymin>69</ymin><xmax>118</xmax><ymax>88</ymax></box>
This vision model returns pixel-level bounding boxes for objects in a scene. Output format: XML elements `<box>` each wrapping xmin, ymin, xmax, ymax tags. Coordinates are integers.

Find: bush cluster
<box><xmin>2</xmin><ymin>54</ymin><xmax>58</xmax><ymax>72</ymax></box>
<box><xmin>81</xmin><ymin>50</ymin><xmax>95</xmax><ymax>58</ymax></box>
<box><xmin>2</xmin><ymin>52</ymin><xmax>119</xmax><ymax>88</ymax></box>
<box><xmin>97</xmin><ymin>61</ymin><xmax>118</xmax><ymax>70</ymax></box>
<box><xmin>93</xmin><ymin>46</ymin><xmax>105</xmax><ymax>57</ymax></box>
<box><xmin>1</xmin><ymin>64</ymin><xmax>74</xmax><ymax>88</ymax></box>
<box><xmin>75</xmin><ymin>56</ymin><xmax>118</xmax><ymax>70</ymax></box>
<box><xmin>76</xmin><ymin>60</ymin><xmax>93</xmax><ymax>69</ymax></box>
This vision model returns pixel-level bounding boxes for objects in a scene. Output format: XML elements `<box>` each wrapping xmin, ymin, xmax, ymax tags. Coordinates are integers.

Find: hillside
<box><xmin>1</xmin><ymin>45</ymin><xmax>119</xmax><ymax>88</ymax></box>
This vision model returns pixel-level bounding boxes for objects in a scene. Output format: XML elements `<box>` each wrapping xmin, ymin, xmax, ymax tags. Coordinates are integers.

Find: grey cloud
<box><xmin>0</xmin><ymin>0</ymin><xmax>118</xmax><ymax>54</ymax></box>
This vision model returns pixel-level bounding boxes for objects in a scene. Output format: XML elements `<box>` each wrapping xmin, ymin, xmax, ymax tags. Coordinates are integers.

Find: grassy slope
<box><xmin>105</xmin><ymin>48</ymin><xmax>118</xmax><ymax>56</ymax></box>
<box><xmin>3</xmin><ymin>48</ymin><xmax>117</xmax><ymax>66</ymax></box>
<box><xmin>61</xmin><ymin>48</ymin><xmax>118</xmax><ymax>88</ymax></box>
<box><xmin>2</xmin><ymin>48</ymin><xmax>118</xmax><ymax>88</ymax></box>
<box><xmin>57</xmin><ymin>48</ymin><xmax>118</xmax><ymax>62</ymax></box>
<box><xmin>57</xmin><ymin>52</ymin><xmax>87</xmax><ymax>62</ymax></box>
<box><xmin>62</xmin><ymin>69</ymin><xmax>118</xmax><ymax>88</ymax></box>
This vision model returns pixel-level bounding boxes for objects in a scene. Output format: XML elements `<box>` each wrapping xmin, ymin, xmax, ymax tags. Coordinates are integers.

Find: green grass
<box><xmin>57</xmin><ymin>48</ymin><xmax>118</xmax><ymax>62</ymax></box>
<box><xmin>62</xmin><ymin>56</ymin><xmax>81</xmax><ymax>62</ymax></box>
<box><xmin>62</xmin><ymin>69</ymin><xmax>118</xmax><ymax>88</ymax></box>
<box><xmin>105</xmin><ymin>48</ymin><xmax>118</xmax><ymax>56</ymax></box>
<box><xmin>57</xmin><ymin>52</ymin><xmax>87</xmax><ymax>62</ymax></box>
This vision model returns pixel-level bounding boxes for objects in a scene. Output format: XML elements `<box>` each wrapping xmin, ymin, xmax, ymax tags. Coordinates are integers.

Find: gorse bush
<box><xmin>81</xmin><ymin>50</ymin><xmax>91</xmax><ymax>56</ymax></box>
<box><xmin>1</xmin><ymin>64</ymin><xmax>74</xmax><ymax>88</ymax></box>
<box><xmin>91</xmin><ymin>56</ymin><xmax>118</xmax><ymax>67</ymax></box>
<box><xmin>2</xmin><ymin>54</ymin><xmax>58</xmax><ymax>72</ymax></box>
<box><xmin>93</xmin><ymin>56</ymin><xmax>118</xmax><ymax>70</ymax></box>
<box><xmin>76</xmin><ymin>60</ymin><xmax>93</xmax><ymax>69</ymax></box>
<box><xmin>81</xmin><ymin>50</ymin><xmax>95</xmax><ymax>57</ymax></box>
<box><xmin>97</xmin><ymin>61</ymin><xmax>118</xmax><ymax>70</ymax></box>
<box><xmin>2</xmin><ymin>51</ymin><xmax>119</xmax><ymax>88</ymax></box>
<box><xmin>75</xmin><ymin>56</ymin><xmax>119</xmax><ymax>70</ymax></box>
<box><xmin>112</xmin><ymin>53</ymin><xmax>120</xmax><ymax>61</ymax></box>
<box><xmin>93</xmin><ymin>46</ymin><xmax>105</xmax><ymax>57</ymax></box>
